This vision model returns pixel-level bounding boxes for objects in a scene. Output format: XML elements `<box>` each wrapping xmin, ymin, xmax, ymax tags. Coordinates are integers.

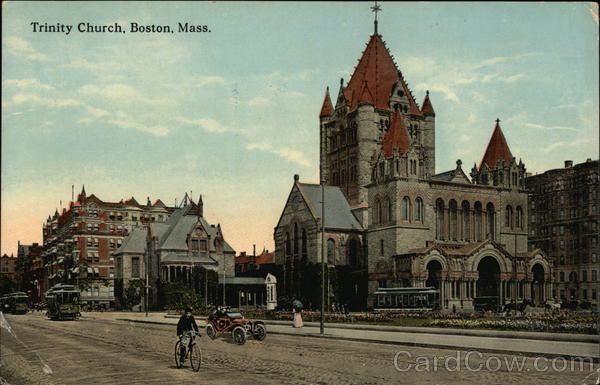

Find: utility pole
<box><xmin>320</xmin><ymin>179</ymin><xmax>326</xmax><ymax>335</ymax></box>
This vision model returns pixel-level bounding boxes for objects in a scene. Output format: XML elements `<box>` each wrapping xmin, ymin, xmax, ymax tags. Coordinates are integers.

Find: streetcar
<box><xmin>373</xmin><ymin>287</ymin><xmax>440</xmax><ymax>311</ymax></box>
<box><xmin>45</xmin><ymin>284</ymin><xmax>80</xmax><ymax>320</ymax></box>
<box><xmin>2</xmin><ymin>292</ymin><xmax>29</xmax><ymax>314</ymax></box>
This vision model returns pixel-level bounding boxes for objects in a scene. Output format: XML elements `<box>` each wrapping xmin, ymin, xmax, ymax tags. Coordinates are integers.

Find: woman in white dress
<box><xmin>292</xmin><ymin>299</ymin><xmax>303</xmax><ymax>328</ymax></box>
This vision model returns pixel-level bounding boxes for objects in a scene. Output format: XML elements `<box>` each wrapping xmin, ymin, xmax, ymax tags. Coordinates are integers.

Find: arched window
<box><xmin>449</xmin><ymin>200</ymin><xmax>458</xmax><ymax>240</ymax></box>
<box><xmin>387</xmin><ymin>198</ymin><xmax>393</xmax><ymax>223</ymax></box>
<box><xmin>516</xmin><ymin>206</ymin><xmax>523</xmax><ymax>229</ymax></box>
<box><xmin>293</xmin><ymin>223</ymin><xmax>299</xmax><ymax>256</ymax></box>
<box><xmin>378</xmin><ymin>199</ymin><xmax>383</xmax><ymax>224</ymax></box>
<box><xmin>285</xmin><ymin>232</ymin><xmax>291</xmax><ymax>256</ymax></box>
<box><xmin>461</xmin><ymin>201</ymin><xmax>470</xmax><ymax>241</ymax></box>
<box><xmin>301</xmin><ymin>229</ymin><xmax>307</xmax><ymax>259</ymax></box>
<box><xmin>486</xmin><ymin>203</ymin><xmax>495</xmax><ymax>240</ymax></box>
<box><xmin>327</xmin><ymin>239</ymin><xmax>335</xmax><ymax>264</ymax></box>
<box><xmin>474</xmin><ymin>202</ymin><xmax>483</xmax><ymax>241</ymax></box>
<box><xmin>402</xmin><ymin>196</ymin><xmax>411</xmax><ymax>221</ymax></box>
<box><xmin>435</xmin><ymin>198</ymin><xmax>445</xmax><ymax>239</ymax></box>
<box><xmin>415</xmin><ymin>197</ymin><xmax>424</xmax><ymax>222</ymax></box>
<box><xmin>505</xmin><ymin>205</ymin><xmax>513</xmax><ymax>228</ymax></box>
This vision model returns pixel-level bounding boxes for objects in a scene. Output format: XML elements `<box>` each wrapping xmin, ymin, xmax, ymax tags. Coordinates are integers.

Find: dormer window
<box><xmin>191</xmin><ymin>239</ymin><xmax>199</xmax><ymax>251</ymax></box>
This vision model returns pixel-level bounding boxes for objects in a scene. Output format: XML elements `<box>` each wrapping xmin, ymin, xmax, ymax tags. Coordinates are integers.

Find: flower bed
<box><xmin>425</xmin><ymin>317</ymin><xmax>597</xmax><ymax>334</ymax></box>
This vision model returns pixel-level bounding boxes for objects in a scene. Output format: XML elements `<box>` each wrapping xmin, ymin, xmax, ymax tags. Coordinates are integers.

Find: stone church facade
<box><xmin>275</xmin><ymin>24</ymin><xmax>552</xmax><ymax>311</ymax></box>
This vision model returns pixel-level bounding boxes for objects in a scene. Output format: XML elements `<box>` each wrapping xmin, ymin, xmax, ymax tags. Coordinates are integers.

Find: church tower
<box><xmin>318</xmin><ymin>21</ymin><xmax>436</xmax><ymax>209</ymax></box>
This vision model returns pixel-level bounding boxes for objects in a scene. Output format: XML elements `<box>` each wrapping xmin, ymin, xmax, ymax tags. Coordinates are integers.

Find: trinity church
<box><xmin>274</xmin><ymin>17</ymin><xmax>552</xmax><ymax>311</ymax></box>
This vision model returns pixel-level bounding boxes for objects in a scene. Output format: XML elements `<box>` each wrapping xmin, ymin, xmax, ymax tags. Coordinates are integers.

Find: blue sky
<box><xmin>2</xmin><ymin>2</ymin><xmax>598</xmax><ymax>257</ymax></box>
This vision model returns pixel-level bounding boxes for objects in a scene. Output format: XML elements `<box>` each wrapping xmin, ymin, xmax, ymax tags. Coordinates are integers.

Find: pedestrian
<box><xmin>292</xmin><ymin>298</ymin><xmax>303</xmax><ymax>328</ymax></box>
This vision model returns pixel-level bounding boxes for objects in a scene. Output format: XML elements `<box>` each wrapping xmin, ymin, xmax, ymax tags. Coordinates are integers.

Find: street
<box><xmin>0</xmin><ymin>312</ymin><xmax>597</xmax><ymax>385</ymax></box>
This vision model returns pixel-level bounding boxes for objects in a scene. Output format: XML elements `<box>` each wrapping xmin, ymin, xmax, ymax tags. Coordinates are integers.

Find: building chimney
<box><xmin>564</xmin><ymin>160</ymin><xmax>573</xmax><ymax>168</ymax></box>
<box><xmin>294</xmin><ymin>174</ymin><xmax>300</xmax><ymax>182</ymax></box>
<box><xmin>253</xmin><ymin>244</ymin><xmax>256</xmax><ymax>256</ymax></box>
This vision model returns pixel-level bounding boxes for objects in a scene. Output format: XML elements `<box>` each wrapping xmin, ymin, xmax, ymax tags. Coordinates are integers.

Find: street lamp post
<box><xmin>320</xmin><ymin>179</ymin><xmax>325</xmax><ymax>335</ymax></box>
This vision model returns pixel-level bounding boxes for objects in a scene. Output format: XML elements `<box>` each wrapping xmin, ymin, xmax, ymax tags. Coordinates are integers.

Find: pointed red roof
<box><xmin>344</xmin><ymin>34</ymin><xmax>419</xmax><ymax>112</ymax></box>
<box><xmin>357</xmin><ymin>80</ymin><xmax>374</xmax><ymax>105</ymax></box>
<box><xmin>124</xmin><ymin>197</ymin><xmax>139</xmax><ymax>206</ymax></box>
<box><xmin>153</xmin><ymin>199</ymin><xmax>166</xmax><ymax>207</ymax></box>
<box><xmin>319</xmin><ymin>87</ymin><xmax>334</xmax><ymax>117</ymax></box>
<box><xmin>382</xmin><ymin>110</ymin><xmax>410</xmax><ymax>158</ymax></box>
<box><xmin>421</xmin><ymin>90</ymin><xmax>435</xmax><ymax>116</ymax></box>
<box><xmin>479</xmin><ymin>119</ymin><xmax>514</xmax><ymax>170</ymax></box>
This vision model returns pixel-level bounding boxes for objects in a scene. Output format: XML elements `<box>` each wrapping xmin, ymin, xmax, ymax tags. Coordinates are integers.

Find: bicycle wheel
<box><xmin>174</xmin><ymin>341</ymin><xmax>183</xmax><ymax>368</ymax></box>
<box><xmin>189</xmin><ymin>343</ymin><xmax>202</xmax><ymax>372</ymax></box>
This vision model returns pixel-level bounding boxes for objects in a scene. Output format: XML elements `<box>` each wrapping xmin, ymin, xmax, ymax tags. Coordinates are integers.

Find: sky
<box><xmin>2</xmin><ymin>2</ymin><xmax>599</xmax><ymax>258</ymax></box>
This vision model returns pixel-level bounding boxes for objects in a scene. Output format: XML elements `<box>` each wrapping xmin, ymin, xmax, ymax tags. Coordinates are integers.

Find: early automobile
<box><xmin>205</xmin><ymin>306</ymin><xmax>266</xmax><ymax>345</ymax></box>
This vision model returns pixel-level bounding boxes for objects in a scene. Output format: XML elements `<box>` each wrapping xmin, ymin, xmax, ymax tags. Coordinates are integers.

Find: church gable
<box><xmin>275</xmin><ymin>181</ymin><xmax>318</xmax><ymax>231</ymax></box>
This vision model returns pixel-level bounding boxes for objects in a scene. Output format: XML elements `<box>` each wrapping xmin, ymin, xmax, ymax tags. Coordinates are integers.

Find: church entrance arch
<box><xmin>425</xmin><ymin>260</ymin><xmax>443</xmax><ymax>289</ymax></box>
<box><xmin>531</xmin><ymin>264</ymin><xmax>545</xmax><ymax>305</ymax></box>
<box><xmin>476</xmin><ymin>256</ymin><xmax>500</xmax><ymax>300</ymax></box>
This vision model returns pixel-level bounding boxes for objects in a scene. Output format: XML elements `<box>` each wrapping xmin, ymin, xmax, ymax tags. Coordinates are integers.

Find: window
<box><xmin>327</xmin><ymin>239</ymin><xmax>335</xmax><ymax>264</ymax></box>
<box><xmin>505</xmin><ymin>205</ymin><xmax>513</xmax><ymax>228</ymax></box>
<box><xmin>582</xmin><ymin>289</ymin><xmax>588</xmax><ymax>300</ymax></box>
<box><xmin>592</xmin><ymin>270</ymin><xmax>598</xmax><ymax>281</ymax></box>
<box><xmin>301</xmin><ymin>229</ymin><xmax>307</xmax><ymax>259</ymax></box>
<box><xmin>132</xmin><ymin>257</ymin><xmax>140</xmax><ymax>278</ymax></box>
<box><xmin>402</xmin><ymin>197</ymin><xmax>410</xmax><ymax>220</ymax></box>
<box><xmin>285</xmin><ymin>232</ymin><xmax>291</xmax><ymax>256</ymax></box>
<box><xmin>191</xmin><ymin>239</ymin><xmax>199</xmax><ymax>251</ymax></box>
<box><xmin>582</xmin><ymin>270</ymin><xmax>588</xmax><ymax>282</ymax></box>
<box><xmin>415</xmin><ymin>197</ymin><xmax>424</xmax><ymax>222</ymax></box>
<box><xmin>380</xmin><ymin>239</ymin><xmax>384</xmax><ymax>256</ymax></box>
<box><xmin>559</xmin><ymin>272</ymin><xmax>564</xmax><ymax>282</ymax></box>
<box><xmin>516</xmin><ymin>206</ymin><xmax>523</xmax><ymax>229</ymax></box>
<box><xmin>199</xmin><ymin>240</ymin><xmax>207</xmax><ymax>252</ymax></box>
<box><xmin>109</xmin><ymin>267</ymin><xmax>114</xmax><ymax>278</ymax></box>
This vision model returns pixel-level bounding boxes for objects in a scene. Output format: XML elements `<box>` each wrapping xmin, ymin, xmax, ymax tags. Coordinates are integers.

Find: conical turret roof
<box><xmin>479</xmin><ymin>119</ymin><xmax>513</xmax><ymax>170</ymax></box>
<box><xmin>421</xmin><ymin>90</ymin><xmax>435</xmax><ymax>116</ymax></box>
<box><xmin>319</xmin><ymin>87</ymin><xmax>334</xmax><ymax>117</ymax></box>
<box><xmin>382</xmin><ymin>109</ymin><xmax>410</xmax><ymax>158</ymax></box>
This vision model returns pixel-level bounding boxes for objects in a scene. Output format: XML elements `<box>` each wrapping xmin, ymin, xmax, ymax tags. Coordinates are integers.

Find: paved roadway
<box><xmin>1</xmin><ymin>312</ymin><xmax>597</xmax><ymax>385</ymax></box>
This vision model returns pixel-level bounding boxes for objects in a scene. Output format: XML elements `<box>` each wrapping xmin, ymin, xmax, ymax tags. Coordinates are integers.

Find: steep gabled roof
<box><xmin>319</xmin><ymin>87</ymin><xmax>334</xmax><ymax>117</ymax></box>
<box><xmin>382</xmin><ymin>109</ymin><xmax>410</xmax><ymax>158</ymax></box>
<box><xmin>479</xmin><ymin>119</ymin><xmax>514</xmax><ymax>170</ymax></box>
<box><xmin>296</xmin><ymin>183</ymin><xmax>363</xmax><ymax>230</ymax></box>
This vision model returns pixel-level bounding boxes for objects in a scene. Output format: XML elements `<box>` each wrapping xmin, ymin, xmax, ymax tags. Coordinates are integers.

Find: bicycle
<box><xmin>174</xmin><ymin>330</ymin><xmax>202</xmax><ymax>371</ymax></box>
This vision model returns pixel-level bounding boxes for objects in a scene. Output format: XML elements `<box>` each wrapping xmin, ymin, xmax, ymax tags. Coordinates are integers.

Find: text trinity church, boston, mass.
<box><xmin>274</xmin><ymin>10</ymin><xmax>552</xmax><ymax>312</ymax></box>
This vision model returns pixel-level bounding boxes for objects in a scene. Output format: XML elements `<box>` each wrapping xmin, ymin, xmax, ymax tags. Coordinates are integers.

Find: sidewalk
<box><xmin>83</xmin><ymin>312</ymin><xmax>599</xmax><ymax>360</ymax></box>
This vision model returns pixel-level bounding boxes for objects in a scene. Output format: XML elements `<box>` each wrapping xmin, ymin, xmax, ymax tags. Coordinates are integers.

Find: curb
<box><xmin>117</xmin><ymin>318</ymin><xmax>599</xmax><ymax>362</ymax></box>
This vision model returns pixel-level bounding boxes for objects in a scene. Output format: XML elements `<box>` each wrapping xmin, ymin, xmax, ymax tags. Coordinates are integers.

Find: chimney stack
<box><xmin>564</xmin><ymin>160</ymin><xmax>573</xmax><ymax>168</ymax></box>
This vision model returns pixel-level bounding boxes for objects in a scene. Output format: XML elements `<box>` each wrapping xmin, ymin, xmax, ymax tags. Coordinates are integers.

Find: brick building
<box><xmin>0</xmin><ymin>254</ymin><xmax>18</xmax><ymax>282</ymax></box>
<box><xmin>275</xmin><ymin>21</ymin><xmax>552</xmax><ymax>311</ymax></box>
<box><xmin>526</xmin><ymin>159</ymin><xmax>599</xmax><ymax>309</ymax></box>
<box><xmin>15</xmin><ymin>243</ymin><xmax>44</xmax><ymax>301</ymax></box>
<box><xmin>235</xmin><ymin>249</ymin><xmax>274</xmax><ymax>274</ymax></box>
<box><xmin>40</xmin><ymin>186</ymin><xmax>174</xmax><ymax>308</ymax></box>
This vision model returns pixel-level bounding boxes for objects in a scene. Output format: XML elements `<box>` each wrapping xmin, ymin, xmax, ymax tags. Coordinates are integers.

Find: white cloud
<box><xmin>189</xmin><ymin>76</ymin><xmax>227</xmax><ymax>88</ymax></box>
<box><xmin>416</xmin><ymin>84</ymin><xmax>460</xmax><ymax>103</ymax></box>
<box><xmin>62</xmin><ymin>58</ymin><xmax>119</xmax><ymax>71</ymax></box>
<box><xmin>248</xmin><ymin>96</ymin><xmax>273</xmax><ymax>107</ymax></box>
<box><xmin>246</xmin><ymin>142</ymin><xmax>310</xmax><ymax>167</ymax></box>
<box><xmin>107</xmin><ymin>118</ymin><xmax>169</xmax><ymax>136</ymax></box>
<box><xmin>78</xmin><ymin>83</ymin><xmax>171</xmax><ymax>106</ymax></box>
<box><xmin>178</xmin><ymin>117</ymin><xmax>229</xmax><ymax>133</ymax></box>
<box><xmin>501</xmin><ymin>74</ymin><xmax>526</xmax><ymax>83</ymax></box>
<box><xmin>77</xmin><ymin>106</ymin><xmax>111</xmax><ymax>124</ymax></box>
<box><xmin>4</xmin><ymin>78</ymin><xmax>54</xmax><ymax>90</ymax></box>
<box><xmin>3</xmin><ymin>36</ymin><xmax>50</xmax><ymax>61</ymax></box>
<box><xmin>473</xmin><ymin>52</ymin><xmax>542</xmax><ymax>69</ymax></box>
<box><xmin>524</xmin><ymin>123</ymin><xmax>579</xmax><ymax>132</ymax></box>
<box><xmin>11</xmin><ymin>93</ymin><xmax>82</xmax><ymax>107</ymax></box>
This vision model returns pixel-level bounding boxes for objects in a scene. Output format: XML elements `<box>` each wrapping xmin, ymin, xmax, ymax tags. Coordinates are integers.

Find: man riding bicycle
<box><xmin>177</xmin><ymin>307</ymin><xmax>199</xmax><ymax>364</ymax></box>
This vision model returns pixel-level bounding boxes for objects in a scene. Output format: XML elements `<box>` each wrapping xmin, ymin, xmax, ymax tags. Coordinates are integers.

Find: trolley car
<box><xmin>373</xmin><ymin>287</ymin><xmax>440</xmax><ymax>311</ymax></box>
<box><xmin>46</xmin><ymin>284</ymin><xmax>80</xmax><ymax>320</ymax></box>
<box><xmin>2</xmin><ymin>292</ymin><xmax>29</xmax><ymax>314</ymax></box>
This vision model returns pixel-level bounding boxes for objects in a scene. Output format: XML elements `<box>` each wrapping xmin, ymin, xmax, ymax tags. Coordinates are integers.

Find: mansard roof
<box><xmin>421</xmin><ymin>90</ymin><xmax>435</xmax><ymax>116</ymax></box>
<box><xmin>479</xmin><ymin>120</ymin><xmax>513</xmax><ymax>170</ymax></box>
<box><xmin>318</xmin><ymin>87</ymin><xmax>334</xmax><ymax>117</ymax></box>
<box><xmin>382</xmin><ymin>109</ymin><xmax>410</xmax><ymax>158</ymax></box>
<box><xmin>344</xmin><ymin>34</ymin><xmax>419</xmax><ymax>112</ymax></box>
